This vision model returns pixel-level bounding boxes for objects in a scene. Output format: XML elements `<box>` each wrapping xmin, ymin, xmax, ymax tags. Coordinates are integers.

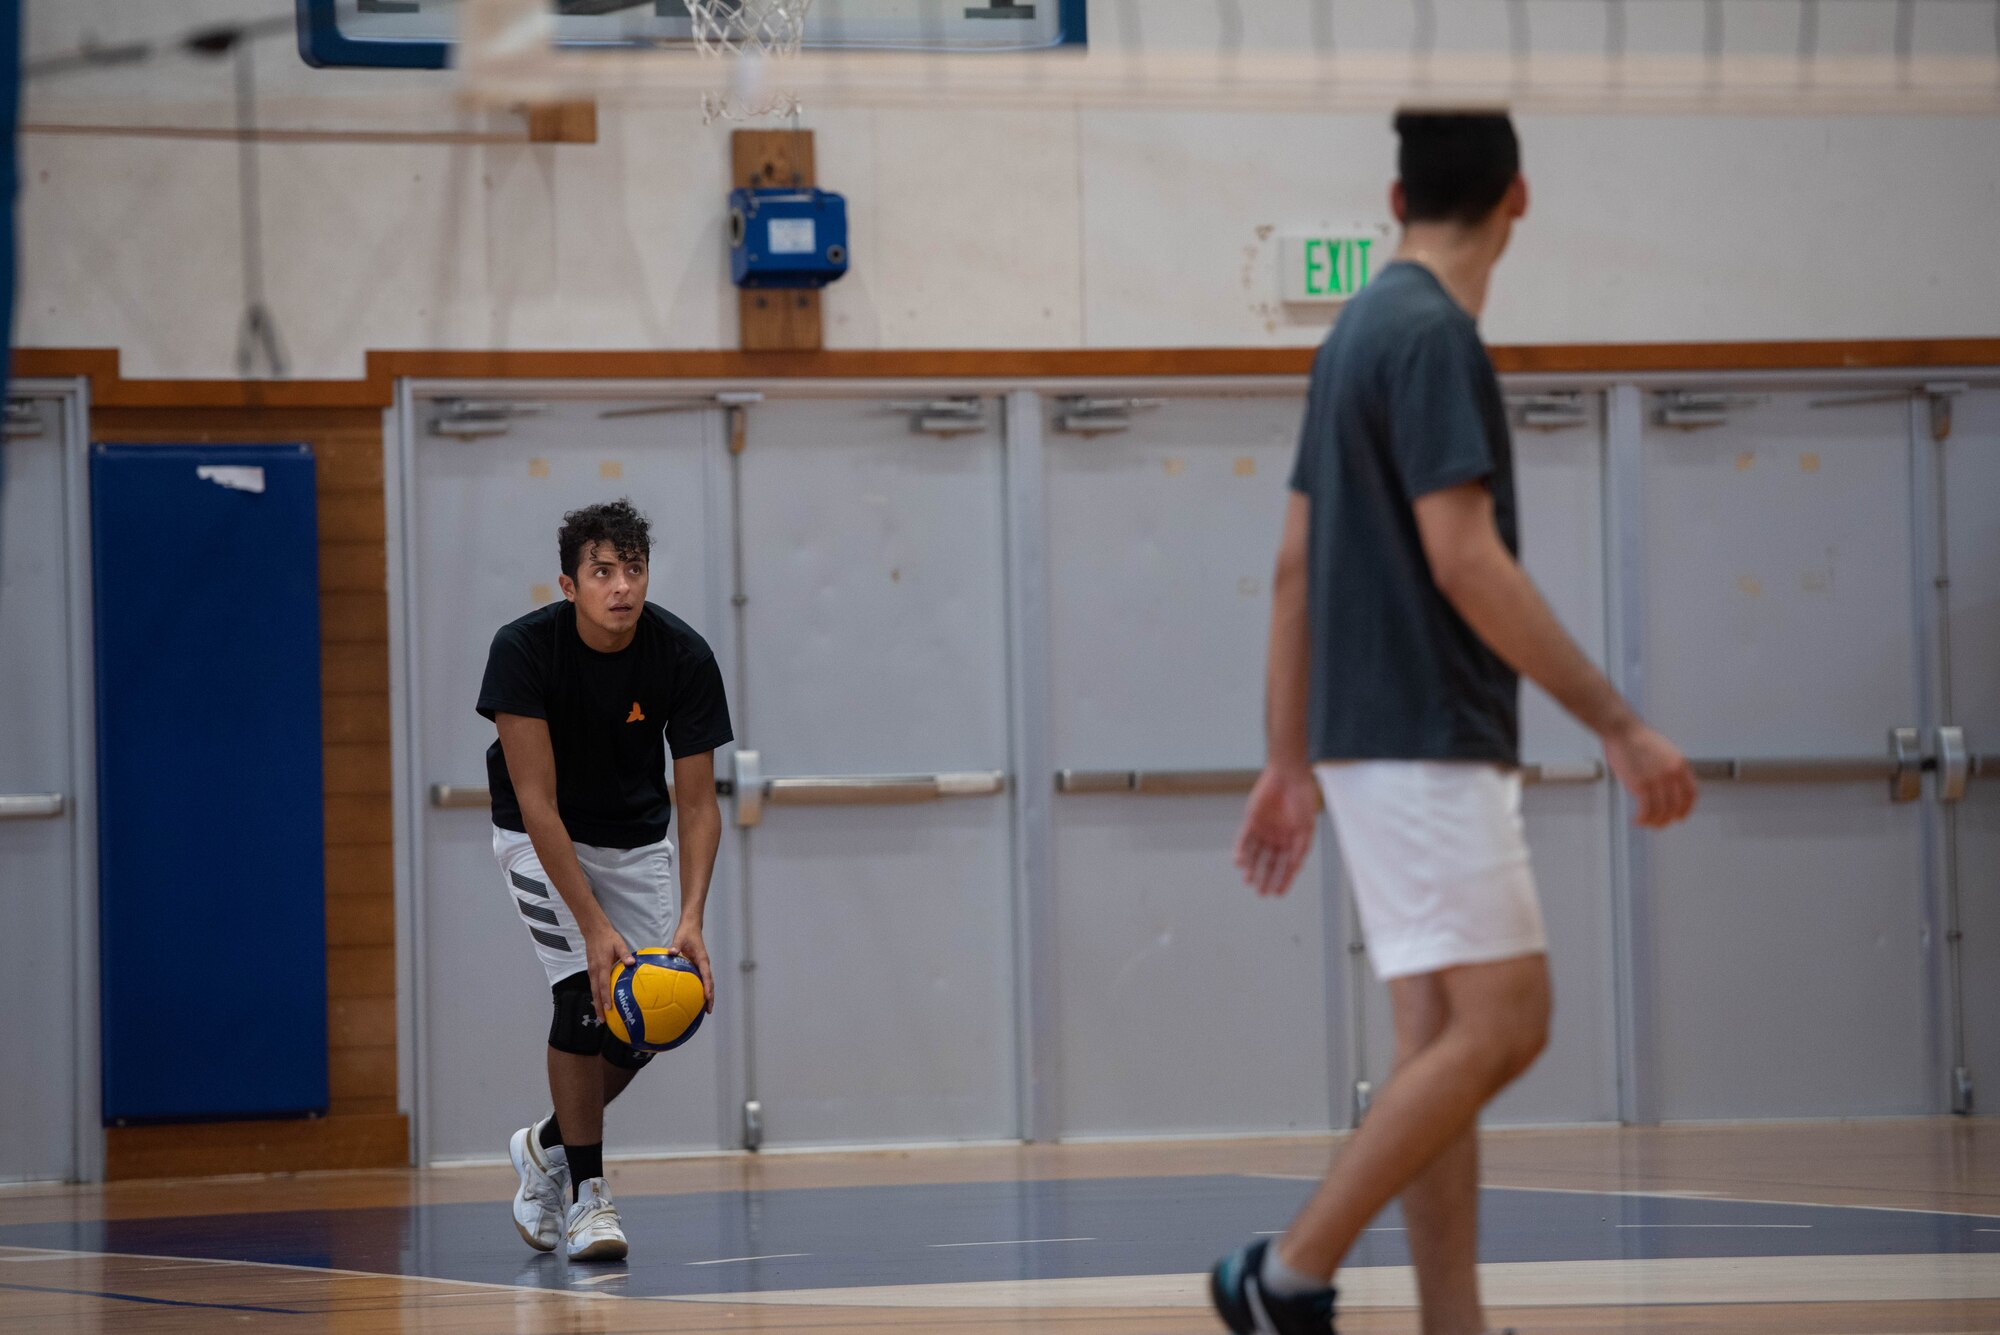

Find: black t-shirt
<box><xmin>1288</xmin><ymin>261</ymin><xmax>1520</xmax><ymax>765</ymax></box>
<box><xmin>477</xmin><ymin>601</ymin><xmax>734</xmax><ymax>849</ymax></box>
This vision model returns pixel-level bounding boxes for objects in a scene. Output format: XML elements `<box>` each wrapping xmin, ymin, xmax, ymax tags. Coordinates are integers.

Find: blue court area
<box><xmin>2</xmin><ymin>1177</ymin><xmax>1993</xmax><ymax>1300</ymax></box>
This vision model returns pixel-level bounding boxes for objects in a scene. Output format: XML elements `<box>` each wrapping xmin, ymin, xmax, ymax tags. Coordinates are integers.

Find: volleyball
<box><xmin>605</xmin><ymin>948</ymin><xmax>706</xmax><ymax>1053</ymax></box>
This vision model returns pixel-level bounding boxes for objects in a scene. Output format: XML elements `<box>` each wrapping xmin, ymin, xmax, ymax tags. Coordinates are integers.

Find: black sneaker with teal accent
<box><xmin>1209</xmin><ymin>1238</ymin><xmax>1337</xmax><ymax>1334</ymax></box>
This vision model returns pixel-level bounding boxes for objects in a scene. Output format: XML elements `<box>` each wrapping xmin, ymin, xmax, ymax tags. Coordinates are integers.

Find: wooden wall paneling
<box><xmin>328</xmin><ymin>944</ymin><xmax>397</xmax><ymax>1001</ymax></box>
<box><xmin>104</xmin><ymin>1115</ymin><xmax>409</xmax><ymax>1180</ymax></box>
<box><xmin>27</xmin><ymin>344</ymin><xmax>2000</xmax><ymax>416</ymax></box>
<box><xmin>326</xmin><ymin>843</ymin><xmax>394</xmax><ymax>895</ymax></box>
<box><xmin>92</xmin><ymin>404</ymin><xmax>406</xmax><ymax>1177</ymax></box>
<box><xmin>327</xmin><ymin>893</ymin><xmax>396</xmax><ymax>948</ymax></box>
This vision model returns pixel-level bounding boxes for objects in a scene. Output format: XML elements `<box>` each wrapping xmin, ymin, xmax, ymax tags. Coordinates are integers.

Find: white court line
<box><xmin>1257</xmin><ymin>1227</ymin><xmax>1403</xmax><ymax>1235</ymax></box>
<box><xmin>682</xmin><ymin>1253</ymin><xmax>2000</xmax><ymax>1310</ymax></box>
<box><xmin>1616</xmin><ymin>1223</ymin><xmax>1811</xmax><ymax>1230</ymax></box>
<box><xmin>1267</xmin><ymin>1175</ymin><xmax>2000</xmax><ymax>1223</ymax></box>
<box><xmin>930</xmin><ymin>1238</ymin><xmax>1093</xmax><ymax>1249</ymax></box>
<box><xmin>1248</xmin><ymin>1173</ymin><xmax>2000</xmax><ymax>1221</ymax></box>
<box><xmin>0</xmin><ymin>1244</ymin><xmax>621</xmax><ymax>1302</ymax></box>
<box><xmin>686</xmin><ymin>1253</ymin><xmax>810</xmax><ymax>1266</ymax></box>
<box><xmin>1489</xmin><ymin>1182</ymin><xmax>2000</xmax><ymax>1221</ymax></box>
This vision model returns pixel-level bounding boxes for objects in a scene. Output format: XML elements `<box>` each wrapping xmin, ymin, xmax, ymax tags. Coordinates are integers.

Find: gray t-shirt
<box><xmin>1288</xmin><ymin>260</ymin><xmax>1519</xmax><ymax>765</ymax></box>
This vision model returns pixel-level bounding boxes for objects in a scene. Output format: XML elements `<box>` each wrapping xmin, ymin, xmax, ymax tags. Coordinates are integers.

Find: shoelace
<box><xmin>525</xmin><ymin>1148</ymin><xmax>566</xmax><ymax>1212</ymax></box>
<box><xmin>571</xmin><ymin>1198</ymin><xmax>619</xmax><ymax>1235</ymax></box>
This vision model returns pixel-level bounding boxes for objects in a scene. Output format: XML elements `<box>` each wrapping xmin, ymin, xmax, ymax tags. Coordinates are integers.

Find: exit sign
<box><xmin>1280</xmin><ymin>227</ymin><xmax>1393</xmax><ymax>304</ymax></box>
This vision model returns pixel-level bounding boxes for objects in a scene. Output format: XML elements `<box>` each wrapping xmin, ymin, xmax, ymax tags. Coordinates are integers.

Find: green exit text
<box><xmin>1301</xmin><ymin>236</ymin><xmax>1375</xmax><ymax>299</ymax></box>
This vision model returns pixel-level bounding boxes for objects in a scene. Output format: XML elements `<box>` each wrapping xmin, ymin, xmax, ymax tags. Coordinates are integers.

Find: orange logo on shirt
<box><xmin>626</xmin><ymin>701</ymin><xmax>645</xmax><ymax>723</ymax></box>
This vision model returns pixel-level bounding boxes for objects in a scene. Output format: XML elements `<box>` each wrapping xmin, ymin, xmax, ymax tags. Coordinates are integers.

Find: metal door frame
<box><xmin>7</xmin><ymin>378</ymin><xmax>101</xmax><ymax>1182</ymax></box>
<box><xmin>387</xmin><ymin>367</ymin><xmax>1999</xmax><ymax>1153</ymax></box>
<box><xmin>389</xmin><ymin>383</ymin><xmax>744</xmax><ymax>1164</ymax></box>
<box><xmin>1608</xmin><ymin>370</ymin><xmax>2000</xmax><ymax>1122</ymax></box>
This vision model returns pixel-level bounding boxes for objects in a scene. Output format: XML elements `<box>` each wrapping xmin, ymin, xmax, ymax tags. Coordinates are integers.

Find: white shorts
<box><xmin>1315</xmin><ymin>761</ymin><xmax>1547</xmax><ymax>981</ymax></box>
<box><xmin>491</xmin><ymin>826</ymin><xmax>680</xmax><ymax>987</ymax></box>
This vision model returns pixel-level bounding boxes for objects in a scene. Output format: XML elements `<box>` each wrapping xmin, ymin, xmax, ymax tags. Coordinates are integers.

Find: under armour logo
<box><xmin>626</xmin><ymin>701</ymin><xmax>645</xmax><ymax>723</ymax></box>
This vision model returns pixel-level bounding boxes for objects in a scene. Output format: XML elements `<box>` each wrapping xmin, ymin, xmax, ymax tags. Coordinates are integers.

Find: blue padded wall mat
<box><xmin>92</xmin><ymin>444</ymin><xmax>329</xmax><ymax>1123</ymax></box>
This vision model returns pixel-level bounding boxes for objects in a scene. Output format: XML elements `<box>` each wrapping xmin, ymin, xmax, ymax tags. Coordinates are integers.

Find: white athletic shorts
<box><xmin>1315</xmin><ymin>761</ymin><xmax>1548</xmax><ymax>981</ymax></box>
<box><xmin>492</xmin><ymin>826</ymin><xmax>680</xmax><ymax>987</ymax></box>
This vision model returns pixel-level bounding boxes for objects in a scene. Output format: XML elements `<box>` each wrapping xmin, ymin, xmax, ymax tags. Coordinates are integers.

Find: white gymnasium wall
<box><xmin>19</xmin><ymin>0</ymin><xmax>2000</xmax><ymax>376</ymax></box>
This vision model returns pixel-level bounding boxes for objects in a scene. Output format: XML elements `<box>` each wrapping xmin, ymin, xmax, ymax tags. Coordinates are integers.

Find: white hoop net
<box><xmin>685</xmin><ymin>0</ymin><xmax>816</xmax><ymax>122</ymax></box>
<box><xmin>458</xmin><ymin>0</ymin><xmax>2000</xmax><ymax>119</ymax></box>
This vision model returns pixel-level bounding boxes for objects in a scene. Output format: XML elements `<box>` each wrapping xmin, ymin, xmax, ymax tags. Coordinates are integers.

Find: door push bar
<box><xmin>1054</xmin><ymin>761</ymin><xmax>1605</xmax><ymax>795</ymax></box>
<box><xmin>730</xmin><ymin>751</ymin><xmax>1006</xmax><ymax>829</ymax></box>
<box><xmin>430</xmin><ymin>780</ymin><xmax>736</xmax><ymax>810</ymax></box>
<box><xmin>0</xmin><ymin>793</ymin><xmax>64</xmax><ymax>820</ymax></box>
<box><xmin>1688</xmin><ymin>726</ymin><xmax>1989</xmax><ymax>804</ymax></box>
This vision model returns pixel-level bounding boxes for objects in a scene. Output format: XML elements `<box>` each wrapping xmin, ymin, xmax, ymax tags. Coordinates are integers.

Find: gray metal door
<box><xmin>732</xmin><ymin>396</ymin><xmax>1015</xmax><ymax>1147</ymax></box>
<box><xmin>1640</xmin><ymin>389</ymin><xmax>1932</xmax><ymax>1119</ymax></box>
<box><xmin>407</xmin><ymin>395</ymin><xmax>734</xmax><ymax>1163</ymax></box>
<box><xmin>1940</xmin><ymin>387</ymin><xmax>2000</xmax><ymax>1115</ymax></box>
<box><xmin>1044</xmin><ymin>393</ymin><xmax>1336</xmax><ymax>1136</ymax></box>
<box><xmin>1344</xmin><ymin>389</ymin><xmax>1621</xmax><ymax>1127</ymax></box>
<box><xmin>0</xmin><ymin>393</ymin><xmax>81</xmax><ymax>1182</ymax></box>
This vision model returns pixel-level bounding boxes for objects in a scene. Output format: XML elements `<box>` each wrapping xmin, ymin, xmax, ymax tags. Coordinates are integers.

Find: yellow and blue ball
<box><xmin>606</xmin><ymin>948</ymin><xmax>706</xmax><ymax>1053</ymax></box>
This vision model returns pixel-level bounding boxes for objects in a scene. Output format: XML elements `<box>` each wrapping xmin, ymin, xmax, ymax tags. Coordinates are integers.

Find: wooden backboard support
<box><xmin>732</xmin><ymin>128</ymin><xmax>823</xmax><ymax>353</ymax></box>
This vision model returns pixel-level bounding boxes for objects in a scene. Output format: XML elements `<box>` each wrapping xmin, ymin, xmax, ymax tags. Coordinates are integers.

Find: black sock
<box><xmin>539</xmin><ymin>1116</ymin><xmax>563</xmax><ymax>1151</ymax></box>
<box><xmin>567</xmin><ymin>1141</ymin><xmax>604</xmax><ymax>1195</ymax></box>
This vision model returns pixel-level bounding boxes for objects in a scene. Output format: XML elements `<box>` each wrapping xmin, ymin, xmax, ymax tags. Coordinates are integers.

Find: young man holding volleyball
<box><xmin>478</xmin><ymin>499</ymin><xmax>732</xmax><ymax>1262</ymax></box>
<box><xmin>1211</xmin><ymin>113</ymin><xmax>1696</xmax><ymax>1334</ymax></box>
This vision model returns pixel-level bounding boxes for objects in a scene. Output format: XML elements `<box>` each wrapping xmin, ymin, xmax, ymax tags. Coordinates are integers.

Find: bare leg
<box><xmin>1386</xmin><ymin>974</ymin><xmax>1486</xmax><ymax>1335</ymax></box>
<box><xmin>600</xmin><ymin>1058</ymin><xmax>643</xmax><ymax>1109</ymax></box>
<box><xmin>1273</xmin><ymin>954</ymin><xmax>1550</xmax><ymax>1299</ymax></box>
<box><xmin>548</xmin><ymin>1048</ymin><xmax>606</xmax><ymax>1147</ymax></box>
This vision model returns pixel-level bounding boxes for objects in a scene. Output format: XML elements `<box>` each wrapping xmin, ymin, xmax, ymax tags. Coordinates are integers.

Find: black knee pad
<box><xmin>601</xmin><ymin>1034</ymin><xmax>656</xmax><ymax>1071</ymax></box>
<box><xmin>548</xmin><ymin>972</ymin><xmax>606</xmax><ymax>1056</ymax></box>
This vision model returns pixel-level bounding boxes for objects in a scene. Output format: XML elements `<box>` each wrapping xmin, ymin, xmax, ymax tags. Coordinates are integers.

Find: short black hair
<box><xmin>558</xmin><ymin>498</ymin><xmax>652</xmax><ymax>579</ymax></box>
<box><xmin>1394</xmin><ymin>111</ymin><xmax>1520</xmax><ymax>226</ymax></box>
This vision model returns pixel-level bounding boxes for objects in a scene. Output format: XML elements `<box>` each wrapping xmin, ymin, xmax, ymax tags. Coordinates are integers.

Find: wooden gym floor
<box><xmin>0</xmin><ymin>1120</ymin><xmax>1995</xmax><ymax>1334</ymax></box>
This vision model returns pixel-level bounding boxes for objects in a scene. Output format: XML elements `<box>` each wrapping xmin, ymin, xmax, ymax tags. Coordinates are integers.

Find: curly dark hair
<box><xmin>558</xmin><ymin>498</ymin><xmax>653</xmax><ymax>579</ymax></box>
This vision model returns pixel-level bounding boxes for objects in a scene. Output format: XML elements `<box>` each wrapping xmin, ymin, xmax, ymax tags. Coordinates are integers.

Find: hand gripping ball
<box><xmin>606</xmin><ymin>948</ymin><xmax>707</xmax><ymax>1053</ymax></box>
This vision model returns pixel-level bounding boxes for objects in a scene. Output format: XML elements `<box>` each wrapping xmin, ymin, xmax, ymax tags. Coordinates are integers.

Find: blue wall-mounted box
<box><xmin>729</xmin><ymin>188</ymin><xmax>850</xmax><ymax>290</ymax></box>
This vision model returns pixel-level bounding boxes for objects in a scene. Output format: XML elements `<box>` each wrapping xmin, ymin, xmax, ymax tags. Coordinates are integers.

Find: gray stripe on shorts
<box><xmin>515</xmin><ymin>898</ymin><xmax>560</xmax><ymax>927</ymax></box>
<box><xmin>510</xmin><ymin>870</ymin><xmax>549</xmax><ymax>898</ymax></box>
<box><xmin>528</xmin><ymin>926</ymin><xmax>571</xmax><ymax>952</ymax></box>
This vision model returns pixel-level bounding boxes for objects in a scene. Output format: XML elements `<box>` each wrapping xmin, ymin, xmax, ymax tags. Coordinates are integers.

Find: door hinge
<box><xmin>1352</xmin><ymin>1080</ymin><xmax>1374</xmax><ymax>1124</ymax></box>
<box><xmin>1953</xmin><ymin>1066</ymin><xmax>1975</xmax><ymax>1115</ymax></box>
<box><xmin>743</xmin><ymin>1099</ymin><xmax>765</xmax><ymax>1150</ymax></box>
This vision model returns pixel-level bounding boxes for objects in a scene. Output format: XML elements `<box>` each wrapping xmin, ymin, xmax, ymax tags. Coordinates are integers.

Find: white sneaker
<box><xmin>508</xmin><ymin>1117</ymin><xmax>570</xmax><ymax>1252</ymax></box>
<box><xmin>565</xmin><ymin>1177</ymin><xmax>629</xmax><ymax>1262</ymax></box>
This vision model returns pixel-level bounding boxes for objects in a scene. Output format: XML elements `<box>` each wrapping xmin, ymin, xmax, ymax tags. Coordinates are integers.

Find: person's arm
<box><xmin>668</xmin><ymin>751</ymin><xmax>721</xmax><ymax>1014</ymax></box>
<box><xmin>496</xmin><ymin>712</ymin><xmax>635</xmax><ymax>1019</ymax></box>
<box><xmin>1412</xmin><ymin>481</ymin><xmax>1696</xmax><ymax>827</ymax></box>
<box><xmin>1233</xmin><ymin>492</ymin><xmax>1324</xmax><ymax>897</ymax></box>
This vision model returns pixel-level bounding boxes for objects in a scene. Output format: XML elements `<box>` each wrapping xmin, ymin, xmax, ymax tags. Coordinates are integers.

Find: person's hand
<box><xmin>1603</xmin><ymin>719</ymin><xmax>1697</xmax><ymax>828</ymax></box>
<box><xmin>667</xmin><ymin>922</ymin><xmax>715</xmax><ymax>1015</ymax></box>
<box><xmin>1232</xmin><ymin>764</ymin><xmax>1321</xmax><ymax>897</ymax></box>
<box><xmin>584</xmin><ymin>923</ymin><xmax>636</xmax><ymax>1023</ymax></box>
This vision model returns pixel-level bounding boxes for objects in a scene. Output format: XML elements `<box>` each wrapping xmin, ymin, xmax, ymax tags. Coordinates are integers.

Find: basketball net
<box><xmin>455</xmin><ymin>0</ymin><xmax>2000</xmax><ymax>118</ymax></box>
<box><xmin>685</xmin><ymin>0</ymin><xmax>814</xmax><ymax>122</ymax></box>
